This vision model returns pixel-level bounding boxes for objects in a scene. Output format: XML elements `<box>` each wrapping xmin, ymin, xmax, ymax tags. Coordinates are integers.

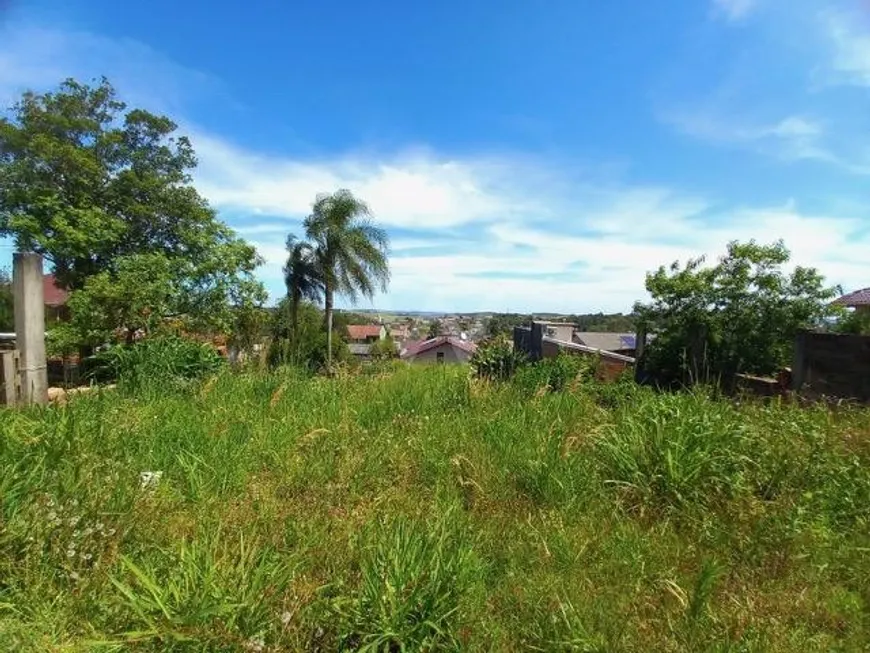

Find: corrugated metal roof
<box><xmin>573</xmin><ymin>332</ymin><xmax>636</xmax><ymax>352</ymax></box>
<box><xmin>834</xmin><ymin>288</ymin><xmax>870</xmax><ymax>307</ymax></box>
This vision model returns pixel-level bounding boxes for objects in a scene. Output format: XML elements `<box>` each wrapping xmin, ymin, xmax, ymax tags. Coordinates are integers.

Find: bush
<box><xmin>87</xmin><ymin>336</ymin><xmax>224</xmax><ymax>390</ymax></box>
<box><xmin>470</xmin><ymin>337</ymin><xmax>527</xmax><ymax>380</ymax></box>
<box><xmin>514</xmin><ymin>353</ymin><xmax>593</xmax><ymax>395</ymax></box>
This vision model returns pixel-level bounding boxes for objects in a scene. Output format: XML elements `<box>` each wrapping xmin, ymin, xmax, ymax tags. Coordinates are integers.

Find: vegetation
<box><xmin>283</xmin><ymin>236</ymin><xmax>321</xmax><ymax>341</ymax></box>
<box><xmin>636</xmin><ymin>241</ymin><xmax>839</xmax><ymax>386</ymax></box>
<box><xmin>86</xmin><ymin>335</ymin><xmax>225</xmax><ymax>389</ymax></box>
<box><xmin>0</xmin><ymin>78</ymin><xmax>265</xmax><ymax>349</ymax></box>
<box><xmin>369</xmin><ymin>334</ymin><xmax>398</xmax><ymax>361</ymax></box>
<box><xmin>268</xmin><ymin>299</ymin><xmax>350</xmax><ymax>371</ymax></box>
<box><xmin>470</xmin><ymin>335</ymin><xmax>527</xmax><ymax>380</ymax></box>
<box><xmin>1</xmin><ymin>365</ymin><xmax>867</xmax><ymax>651</ymax></box>
<box><xmin>427</xmin><ymin>319</ymin><xmax>444</xmax><ymax>339</ymax></box>
<box><xmin>289</xmin><ymin>189</ymin><xmax>390</xmax><ymax>366</ymax></box>
<box><xmin>0</xmin><ymin>267</ymin><xmax>12</xmax><ymax>332</ymax></box>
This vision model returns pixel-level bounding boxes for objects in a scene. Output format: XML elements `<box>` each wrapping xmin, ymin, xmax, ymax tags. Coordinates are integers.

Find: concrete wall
<box><xmin>542</xmin><ymin>324</ymin><xmax>574</xmax><ymax>343</ymax></box>
<box><xmin>413</xmin><ymin>343</ymin><xmax>473</xmax><ymax>364</ymax></box>
<box><xmin>793</xmin><ymin>331</ymin><xmax>870</xmax><ymax>402</ymax></box>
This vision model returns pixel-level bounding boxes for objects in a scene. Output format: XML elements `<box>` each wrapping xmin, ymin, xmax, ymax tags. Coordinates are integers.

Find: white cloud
<box><xmin>712</xmin><ymin>0</ymin><xmax>757</xmax><ymax>22</ymax></box>
<box><xmin>191</xmin><ymin>132</ymin><xmax>537</xmax><ymax>230</ymax></box>
<box><xmin>664</xmin><ymin>110</ymin><xmax>831</xmax><ymax>161</ymax></box>
<box><xmin>823</xmin><ymin>9</ymin><xmax>870</xmax><ymax>86</ymax></box>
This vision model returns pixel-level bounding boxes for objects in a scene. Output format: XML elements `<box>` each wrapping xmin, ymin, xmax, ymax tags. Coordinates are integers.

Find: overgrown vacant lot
<box><xmin>1</xmin><ymin>365</ymin><xmax>869</xmax><ymax>651</ymax></box>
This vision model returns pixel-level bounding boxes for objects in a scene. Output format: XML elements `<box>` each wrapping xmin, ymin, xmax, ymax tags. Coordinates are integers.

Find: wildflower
<box><xmin>68</xmin><ymin>516</ymin><xmax>80</xmax><ymax>527</ymax></box>
<box><xmin>83</xmin><ymin>527</ymin><xmax>94</xmax><ymax>537</ymax></box>
<box><xmin>47</xmin><ymin>511</ymin><xmax>57</xmax><ymax>521</ymax></box>
<box><xmin>73</xmin><ymin>530</ymin><xmax>81</xmax><ymax>538</ymax></box>
<box><xmin>66</xmin><ymin>549</ymin><xmax>76</xmax><ymax>558</ymax></box>
<box><xmin>95</xmin><ymin>522</ymin><xmax>105</xmax><ymax>532</ymax></box>
<box><xmin>69</xmin><ymin>571</ymin><xmax>81</xmax><ymax>581</ymax></box>
<box><xmin>244</xmin><ymin>636</ymin><xmax>265</xmax><ymax>652</ymax></box>
<box><xmin>280</xmin><ymin>611</ymin><xmax>293</xmax><ymax>625</ymax></box>
<box><xmin>81</xmin><ymin>553</ymin><xmax>93</xmax><ymax>561</ymax></box>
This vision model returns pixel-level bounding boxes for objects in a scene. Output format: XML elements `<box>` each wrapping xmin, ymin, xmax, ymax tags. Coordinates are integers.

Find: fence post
<box><xmin>13</xmin><ymin>253</ymin><xmax>48</xmax><ymax>406</ymax></box>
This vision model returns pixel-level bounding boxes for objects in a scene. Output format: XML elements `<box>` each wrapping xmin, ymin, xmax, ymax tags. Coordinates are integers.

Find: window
<box><xmin>436</xmin><ymin>351</ymin><xmax>445</xmax><ymax>364</ymax></box>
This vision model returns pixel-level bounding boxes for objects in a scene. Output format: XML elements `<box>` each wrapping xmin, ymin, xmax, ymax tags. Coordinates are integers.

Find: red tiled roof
<box><xmin>400</xmin><ymin>336</ymin><xmax>477</xmax><ymax>358</ymax></box>
<box><xmin>43</xmin><ymin>275</ymin><xmax>69</xmax><ymax>307</ymax></box>
<box><xmin>835</xmin><ymin>287</ymin><xmax>870</xmax><ymax>307</ymax></box>
<box><xmin>347</xmin><ymin>324</ymin><xmax>382</xmax><ymax>340</ymax></box>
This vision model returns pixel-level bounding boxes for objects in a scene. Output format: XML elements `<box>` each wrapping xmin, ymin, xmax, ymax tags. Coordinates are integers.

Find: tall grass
<box><xmin>0</xmin><ymin>364</ymin><xmax>868</xmax><ymax>650</ymax></box>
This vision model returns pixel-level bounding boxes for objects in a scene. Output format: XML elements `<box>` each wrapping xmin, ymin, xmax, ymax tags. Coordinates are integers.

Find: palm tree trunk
<box><xmin>325</xmin><ymin>285</ymin><xmax>334</xmax><ymax>367</ymax></box>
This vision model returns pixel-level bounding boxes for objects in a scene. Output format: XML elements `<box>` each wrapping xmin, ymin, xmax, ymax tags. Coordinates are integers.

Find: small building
<box><xmin>346</xmin><ymin>324</ymin><xmax>386</xmax><ymax>344</ymax></box>
<box><xmin>400</xmin><ymin>336</ymin><xmax>477</xmax><ymax>364</ymax></box>
<box><xmin>834</xmin><ymin>288</ymin><xmax>870</xmax><ymax>314</ymax></box>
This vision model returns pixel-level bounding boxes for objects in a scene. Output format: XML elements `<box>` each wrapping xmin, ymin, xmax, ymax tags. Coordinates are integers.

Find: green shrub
<box><xmin>333</xmin><ymin>511</ymin><xmax>478</xmax><ymax>651</ymax></box>
<box><xmin>514</xmin><ymin>353</ymin><xmax>593</xmax><ymax>395</ymax></box>
<box><xmin>87</xmin><ymin>336</ymin><xmax>224</xmax><ymax>390</ymax></box>
<box><xmin>595</xmin><ymin>391</ymin><xmax>747</xmax><ymax>510</ymax></box>
<box><xmin>470</xmin><ymin>336</ymin><xmax>527</xmax><ymax>380</ymax></box>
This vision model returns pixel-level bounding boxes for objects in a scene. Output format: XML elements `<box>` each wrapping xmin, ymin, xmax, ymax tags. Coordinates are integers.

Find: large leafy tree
<box><xmin>302</xmin><ymin>189</ymin><xmax>390</xmax><ymax>365</ymax></box>
<box><xmin>283</xmin><ymin>235</ymin><xmax>322</xmax><ymax>340</ymax></box>
<box><xmin>0</xmin><ymin>77</ymin><xmax>264</xmax><ymax>342</ymax></box>
<box><xmin>635</xmin><ymin>240</ymin><xmax>839</xmax><ymax>386</ymax></box>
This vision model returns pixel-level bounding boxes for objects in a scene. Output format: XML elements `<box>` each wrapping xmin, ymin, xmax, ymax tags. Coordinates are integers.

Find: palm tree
<box><xmin>304</xmin><ymin>189</ymin><xmax>390</xmax><ymax>366</ymax></box>
<box><xmin>283</xmin><ymin>235</ymin><xmax>322</xmax><ymax>340</ymax></box>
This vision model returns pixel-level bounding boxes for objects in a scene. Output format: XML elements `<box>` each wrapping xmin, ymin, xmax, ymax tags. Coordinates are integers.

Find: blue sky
<box><xmin>1</xmin><ymin>0</ymin><xmax>869</xmax><ymax>312</ymax></box>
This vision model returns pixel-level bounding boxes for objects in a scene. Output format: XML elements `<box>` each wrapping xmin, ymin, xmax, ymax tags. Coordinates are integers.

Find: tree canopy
<box><xmin>287</xmin><ymin>189</ymin><xmax>390</xmax><ymax>365</ymax></box>
<box><xmin>635</xmin><ymin>240</ymin><xmax>839</xmax><ymax>385</ymax></box>
<box><xmin>0</xmin><ymin>78</ymin><xmax>265</xmax><ymax>344</ymax></box>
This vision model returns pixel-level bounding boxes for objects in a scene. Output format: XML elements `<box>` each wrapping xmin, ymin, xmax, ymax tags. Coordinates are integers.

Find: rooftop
<box><xmin>834</xmin><ymin>288</ymin><xmax>870</xmax><ymax>307</ymax></box>
<box><xmin>346</xmin><ymin>324</ymin><xmax>382</xmax><ymax>340</ymax></box>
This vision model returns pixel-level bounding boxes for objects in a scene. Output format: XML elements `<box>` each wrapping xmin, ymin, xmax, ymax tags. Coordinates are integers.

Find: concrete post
<box><xmin>13</xmin><ymin>253</ymin><xmax>48</xmax><ymax>405</ymax></box>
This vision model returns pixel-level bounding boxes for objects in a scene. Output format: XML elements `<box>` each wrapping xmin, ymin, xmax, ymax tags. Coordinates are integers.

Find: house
<box><xmin>400</xmin><ymin>336</ymin><xmax>477</xmax><ymax>364</ymax></box>
<box><xmin>387</xmin><ymin>324</ymin><xmax>410</xmax><ymax>341</ymax></box>
<box><xmin>43</xmin><ymin>275</ymin><xmax>70</xmax><ymax>322</ymax></box>
<box><xmin>573</xmin><ymin>332</ymin><xmax>639</xmax><ymax>357</ymax></box>
<box><xmin>346</xmin><ymin>324</ymin><xmax>386</xmax><ymax>344</ymax></box>
<box><xmin>834</xmin><ymin>288</ymin><xmax>870</xmax><ymax>314</ymax></box>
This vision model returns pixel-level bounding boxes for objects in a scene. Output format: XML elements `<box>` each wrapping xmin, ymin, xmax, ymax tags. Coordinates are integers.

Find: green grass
<box><xmin>1</xmin><ymin>364</ymin><xmax>869</xmax><ymax>651</ymax></box>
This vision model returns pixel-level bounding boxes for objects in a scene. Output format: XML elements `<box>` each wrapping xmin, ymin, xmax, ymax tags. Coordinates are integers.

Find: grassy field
<box><xmin>1</xmin><ymin>364</ymin><xmax>869</xmax><ymax>651</ymax></box>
